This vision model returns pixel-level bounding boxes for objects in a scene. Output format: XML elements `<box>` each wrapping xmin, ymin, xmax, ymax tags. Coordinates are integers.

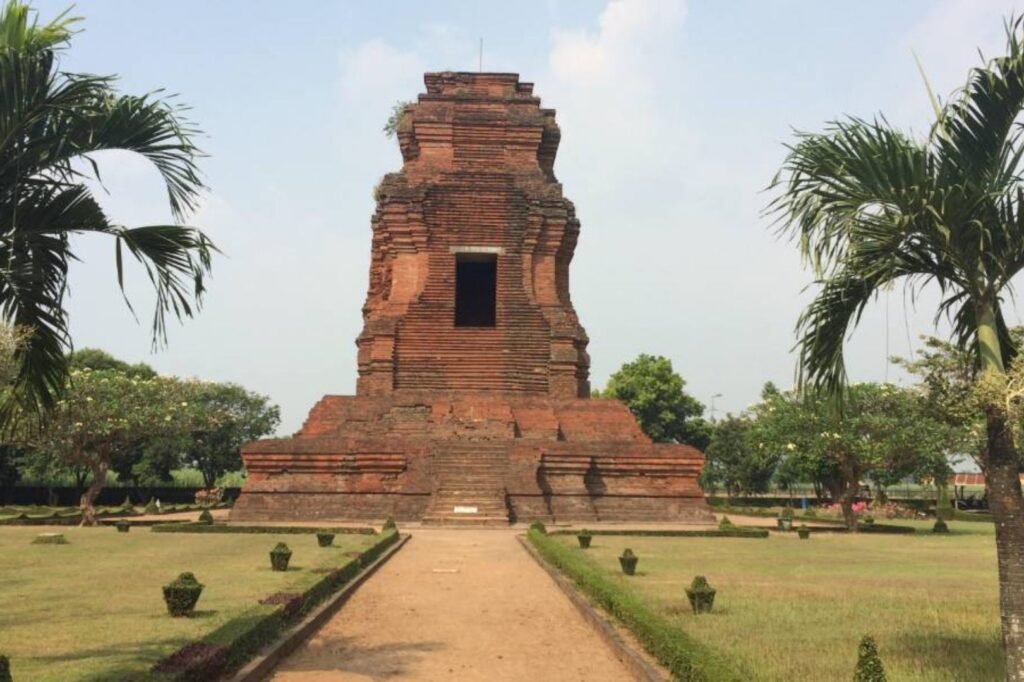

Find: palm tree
<box><xmin>769</xmin><ymin>17</ymin><xmax>1024</xmax><ymax>679</ymax></box>
<box><xmin>0</xmin><ymin>1</ymin><xmax>214</xmax><ymax>423</ymax></box>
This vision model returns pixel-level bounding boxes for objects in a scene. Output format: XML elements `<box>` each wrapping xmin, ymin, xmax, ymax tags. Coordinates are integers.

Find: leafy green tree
<box><xmin>0</xmin><ymin>2</ymin><xmax>214</xmax><ymax>423</ymax></box>
<box><xmin>752</xmin><ymin>383</ymin><xmax>951</xmax><ymax>530</ymax></box>
<box><xmin>769</xmin><ymin>17</ymin><xmax>1024</xmax><ymax>670</ymax></box>
<box><xmin>183</xmin><ymin>382</ymin><xmax>279</xmax><ymax>488</ymax></box>
<box><xmin>69</xmin><ymin>348</ymin><xmax>156</xmax><ymax>379</ymax></box>
<box><xmin>29</xmin><ymin>368</ymin><xmax>197</xmax><ymax>524</ymax></box>
<box><xmin>600</xmin><ymin>354</ymin><xmax>710</xmax><ymax>449</ymax></box>
<box><xmin>700</xmin><ymin>414</ymin><xmax>777</xmax><ymax>497</ymax></box>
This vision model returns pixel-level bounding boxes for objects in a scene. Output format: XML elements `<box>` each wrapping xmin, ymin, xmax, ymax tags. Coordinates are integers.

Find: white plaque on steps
<box><xmin>453</xmin><ymin>505</ymin><xmax>478</xmax><ymax>514</ymax></box>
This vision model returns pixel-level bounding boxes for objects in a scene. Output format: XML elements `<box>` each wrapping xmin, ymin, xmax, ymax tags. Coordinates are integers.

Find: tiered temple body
<box><xmin>233</xmin><ymin>72</ymin><xmax>710</xmax><ymax>524</ymax></box>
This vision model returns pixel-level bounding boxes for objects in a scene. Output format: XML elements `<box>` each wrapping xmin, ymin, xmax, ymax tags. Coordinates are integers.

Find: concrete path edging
<box><xmin>229</xmin><ymin>533</ymin><xmax>411</xmax><ymax>682</ymax></box>
<box><xmin>516</xmin><ymin>535</ymin><xmax>667</xmax><ymax>682</ymax></box>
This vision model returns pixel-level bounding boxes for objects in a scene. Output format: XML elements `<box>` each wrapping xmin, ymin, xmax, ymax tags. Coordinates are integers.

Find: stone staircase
<box><xmin>422</xmin><ymin>441</ymin><xmax>511</xmax><ymax>526</ymax></box>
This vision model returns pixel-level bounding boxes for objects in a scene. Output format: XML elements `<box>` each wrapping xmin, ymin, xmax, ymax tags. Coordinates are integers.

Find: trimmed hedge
<box><xmin>551</xmin><ymin>528</ymin><xmax>769</xmax><ymax>539</ymax></box>
<box><xmin>528</xmin><ymin>529</ymin><xmax>746</xmax><ymax>681</ymax></box>
<box><xmin>151</xmin><ymin>523</ymin><xmax>376</xmax><ymax>535</ymax></box>
<box><xmin>154</xmin><ymin>528</ymin><xmax>400</xmax><ymax>680</ymax></box>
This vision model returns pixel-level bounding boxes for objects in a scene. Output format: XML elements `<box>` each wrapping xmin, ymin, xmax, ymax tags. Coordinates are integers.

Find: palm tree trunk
<box><xmin>977</xmin><ymin>300</ymin><xmax>1024</xmax><ymax>680</ymax></box>
<box><xmin>987</xmin><ymin>409</ymin><xmax>1024</xmax><ymax>681</ymax></box>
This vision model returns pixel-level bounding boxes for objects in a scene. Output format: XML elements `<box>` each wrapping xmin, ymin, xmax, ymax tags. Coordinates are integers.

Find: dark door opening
<box><xmin>455</xmin><ymin>253</ymin><xmax>497</xmax><ymax>327</ymax></box>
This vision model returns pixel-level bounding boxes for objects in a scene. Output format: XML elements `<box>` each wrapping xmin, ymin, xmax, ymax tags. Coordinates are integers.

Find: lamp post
<box><xmin>710</xmin><ymin>393</ymin><xmax>723</xmax><ymax>422</ymax></box>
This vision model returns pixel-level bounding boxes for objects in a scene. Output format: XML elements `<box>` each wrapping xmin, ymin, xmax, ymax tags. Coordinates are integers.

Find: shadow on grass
<box><xmin>278</xmin><ymin>636</ymin><xmax>445</xmax><ymax>678</ymax></box>
<box><xmin>892</xmin><ymin>631</ymin><xmax>1004</xmax><ymax>680</ymax></box>
<box><xmin>33</xmin><ymin>635</ymin><xmax>189</xmax><ymax>668</ymax></box>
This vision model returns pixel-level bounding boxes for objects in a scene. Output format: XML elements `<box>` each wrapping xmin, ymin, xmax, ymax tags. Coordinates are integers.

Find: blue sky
<box><xmin>30</xmin><ymin>0</ymin><xmax>1024</xmax><ymax>432</ymax></box>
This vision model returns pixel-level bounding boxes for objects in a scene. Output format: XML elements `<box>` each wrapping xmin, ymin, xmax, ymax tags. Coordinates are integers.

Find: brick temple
<box><xmin>233</xmin><ymin>72</ymin><xmax>710</xmax><ymax>525</ymax></box>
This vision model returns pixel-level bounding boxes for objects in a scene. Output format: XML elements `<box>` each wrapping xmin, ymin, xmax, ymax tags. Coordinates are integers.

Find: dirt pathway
<box><xmin>270</xmin><ymin>529</ymin><xmax>635</xmax><ymax>681</ymax></box>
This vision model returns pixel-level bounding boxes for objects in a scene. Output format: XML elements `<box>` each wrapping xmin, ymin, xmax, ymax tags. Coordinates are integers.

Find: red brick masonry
<box><xmin>234</xmin><ymin>72</ymin><xmax>711</xmax><ymax>524</ymax></box>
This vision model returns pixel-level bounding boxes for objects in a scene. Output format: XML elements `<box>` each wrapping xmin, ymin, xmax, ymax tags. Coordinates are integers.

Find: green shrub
<box><xmin>619</xmin><ymin>548</ymin><xmax>638</xmax><ymax>576</ymax></box>
<box><xmin>115</xmin><ymin>520</ymin><xmax>130</xmax><ymax>533</ymax></box>
<box><xmin>152</xmin><ymin>523</ymin><xmax>375</xmax><ymax>535</ymax></box>
<box><xmin>317</xmin><ymin>531</ymin><xmax>335</xmax><ymax>547</ymax></box>
<box><xmin>382</xmin><ymin>516</ymin><xmax>397</xmax><ymax>531</ymax></box>
<box><xmin>145</xmin><ymin>498</ymin><xmax>159</xmax><ymax>514</ymax></box>
<box><xmin>270</xmin><ymin>543</ymin><xmax>292</xmax><ymax>571</ymax></box>
<box><xmin>803</xmin><ymin>507</ymin><xmax>817</xmax><ymax>518</ymax></box>
<box><xmin>31</xmin><ymin>532</ymin><xmax>67</xmax><ymax>545</ymax></box>
<box><xmin>198</xmin><ymin>509</ymin><xmax>214</xmax><ymax>525</ymax></box>
<box><xmin>121</xmin><ymin>494</ymin><xmax>134</xmax><ymax>511</ymax></box>
<box><xmin>780</xmin><ymin>506</ymin><xmax>795</xmax><ymax>520</ymax></box>
<box><xmin>577</xmin><ymin>530</ymin><xmax>592</xmax><ymax>549</ymax></box>
<box><xmin>529</xmin><ymin>520</ymin><xmax>547</xmax><ymax>535</ymax></box>
<box><xmin>0</xmin><ymin>654</ymin><xmax>10</xmax><ymax>682</ymax></box>
<box><xmin>797</xmin><ymin>525</ymin><xmax>810</xmax><ymax>540</ymax></box>
<box><xmin>685</xmin><ymin>576</ymin><xmax>716</xmax><ymax>614</ymax></box>
<box><xmin>718</xmin><ymin>516</ymin><xmax>734</xmax><ymax>530</ymax></box>
<box><xmin>932</xmin><ymin>519</ymin><xmax>949</xmax><ymax>534</ymax></box>
<box><xmin>551</xmin><ymin>528</ymin><xmax>769</xmax><ymax>539</ymax></box>
<box><xmin>527</xmin><ymin>529</ymin><xmax>743</xmax><ymax>680</ymax></box>
<box><xmin>854</xmin><ymin>635</ymin><xmax>886</xmax><ymax>681</ymax></box>
<box><xmin>163</xmin><ymin>572</ymin><xmax>204</xmax><ymax>617</ymax></box>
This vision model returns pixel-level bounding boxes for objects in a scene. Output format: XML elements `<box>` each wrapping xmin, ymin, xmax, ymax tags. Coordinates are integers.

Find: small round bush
<box><xmin>115</xmin><ymin>520</ymin><xmax>130</xmax><ymax>533</ymax></box>
<box><xmin>619</xmin><ymin>548</ymin><xmax>638</xmax><ymax>576</ymax></box>
<box><xmin>382</xmin><ymin>517</ymin><xmax>397</xmax><ymax>532</ymax></box>
<box><xmin>718</xmin><ymin>516</ymin><xmax>734</xmax><ymax>530</ymax></box>
<box><xmin>685</xmin><ymin>575</ymin><xmax>717</xmax><ymax>614</ymax></box>
<box><xmin>529</xmin><ymin>521</ymin><xmax>547</xmax><ymax>535</ymax></box>
<box><xmin>933</xmin><ymin>518</ymin><xmax>949</xmax><ymax>534</ymax></box>
<box><xmin>163</xmin><ymin>572</ymin><xmax>204</xmax><ymax>617</ymax></box>
<box><xmin>317</xmin><ymin>531</ymin><xmax>335</xmax><ymax>547</ymax></box>
<box><xmin>197</xmin><ymin>509</ymin><xmax>214</xmax><ymax>525</ymax></box>
<box><xmin>577</xmin><ymin>530</ymin><xmax>592</xmax><ymax>548</ymax></box>
<box><xmin>270</xmin><ymin>542</ymin><xmax>292</xmax><ymax>571</ymax></box>
<box><xmin>854</xmin><ymin>635</ymin><xmax>886</xmax><ymax>681</ymax></box>
<box><xmin>797</xmin><ymin>525</ymin><xmax>811</xmax><ymax>539</ymax></box>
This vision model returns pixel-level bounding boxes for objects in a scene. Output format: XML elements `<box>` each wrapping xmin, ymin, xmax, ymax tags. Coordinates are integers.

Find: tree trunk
<box><xmin>986</xmin><ymin>410</ymin><xmax>1024</xmax><ymax>681</ymax></box>
<box><xmin>79</xmin><ymin>462</ymin><xmax>108</xmax><ymax>527</ymax></box>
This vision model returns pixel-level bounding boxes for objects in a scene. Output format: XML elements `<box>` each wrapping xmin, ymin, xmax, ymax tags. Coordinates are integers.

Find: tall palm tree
<box><xmin>770</xmin><ymin>17</ymin><xmax>1024</xmax><ymax>679</ymax></box>
<box><xmin>0</xmin><ymin>1</ymin><xmax>214</xmax><ymax>422</ymax></box>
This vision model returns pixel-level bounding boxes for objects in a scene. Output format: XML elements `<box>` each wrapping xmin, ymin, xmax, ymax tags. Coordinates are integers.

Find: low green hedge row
<box><xmin>551</xmin><ymin>528</ymin><xmax>769</xmax><ymax>539</ymax></box>
<box><xmin>779</xmin><ymin>523</ymin><xmax>915</xmax><ymax>535</ymax></box>
<box><xmin>527</xmin><ymin>529</ymin><xmax>745</xmax><ymax>681</ymax></box>
<box><xmin>151</xmin><ymin>523</ymin><xmax>377</xmax><ymax>536</ymax></box>
<box><xmin>706</xmin><ymin>504</ymin><xmax>846</xmax><ymax>525</ymax></box>
<box><xmin>952</xmin><ymin>510</ymin><xmax>994</xmax><ymax>523</ymax></box>
<box><xmin>155</xmin><ymin>528</ymin><xmax>400</xmax><ymax>680</ymax></box>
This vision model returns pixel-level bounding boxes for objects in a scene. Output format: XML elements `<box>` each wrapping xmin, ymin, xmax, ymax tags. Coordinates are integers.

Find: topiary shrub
<box><xmin>797</xmin><ymin>525</ymin><xmax>811</xmax><ymax>540</ymax></box>
<box><xmin>31</xmin><ymin>532</ymin><xmax>67</xmax><ymax>545</ymax></box>
<box><xmin>145</xmin><ymin>498</ymin><xmax>159</xmax><ymax>515</ymax></box>
<box><xmin>0</xmin><ymin>654</ymin><xmax>10</xmax><ymax>682</ymax></box>
<box><xmin>197</xmin><ymin>509</ymin><xmax>214</xmax><ymax>525</ymax></box>
<box><xmin>781</xmin><ymin>506</ymin><xmax>795</xmax><ymax>520</ymax></box>
<box><xmin>316</xmin><ymin>531</ymin><xmax>335</xmax><ymax>547</ymax></box>
<box><xmin>804</xmin><ymin>507</ymin><xmax>818</xmax><ymax>519</ymax></box>
<box><xmin>382</xmin><ymin>517</ymin><xmax>397</xmax><ymax>532</ymax></box>
<box><xmin>529</xmin><ymin>521</ymin><xmax>547</xmax><ymax>535</ymax></box>
<box><xmin>577</xmin><ymin>529</ymin><xmax>592</xmax><ymax>548</ymax></box>
<box><xmin>115</xmin><ymin>520</ymin><xmax>130</xmax><ymax>533</ymax></box>
<box><xmin>933</xmin><ymin>518</ymin><xmax>949</xmax><ymax>534</ymax></box>
<box><xmin>163</xmin><ymin>572</ymin><xmax>204</xmax><ymax>617</ymax></box>
<box><xmin>270</xmin><ymin>542</ymin><xmax>292</xmax><ymax>571</ymax></box>
<box><xmin>718</xmin><ymin>516</ymin><xmax>735</xmax><ymax>530</ymax></box>
<box><xmin>619</xmin><ymin>548</ymin><xmax>638</xmax><ymax>576</ymax></box>
<box><xmin>854</xmin><ymin>635</ymin><xmax>886</xmax><ymax>681</ymax></box>
<box><xmin>862</xmin><ymin>516</ymin><xmax>875</xmax><ymax>526</ymax></box>
<box><xmin>684</xmin><ymin>575</ymin><xmax>716</xmax><ymax>614</ymax></box>
<box><xmin>121</xmin><ymin>494</ymin><xmax>134</xmax><ymax>512</ymax></box>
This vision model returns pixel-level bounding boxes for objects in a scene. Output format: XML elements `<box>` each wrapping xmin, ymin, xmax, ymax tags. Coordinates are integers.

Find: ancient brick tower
<box><xmin>233</xmin><ymin>72</ymin><xmax>710</xmax><ymax>524</ymax></box>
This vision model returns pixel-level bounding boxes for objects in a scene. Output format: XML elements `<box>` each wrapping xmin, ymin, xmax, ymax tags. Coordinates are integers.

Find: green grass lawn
<box><xmin>556</xmin><ymin>520</ymin><xmax>1002</xmax><ymax>681</ymax></box>
<box><xmin>0</xmin><ymin>526</ymin><xmax>377</xmax><ymax>681</ymax></box>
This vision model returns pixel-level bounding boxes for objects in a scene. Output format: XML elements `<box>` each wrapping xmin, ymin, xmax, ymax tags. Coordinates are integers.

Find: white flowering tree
<box><xmin>31</xmin><ymin>369</ymin><xmax>200</xmax><ymax>525</ymax></box>
<box><xmin>751</xmin><ymin>382</ymin><xmax>952</xmax><ymax>530</ymax></box>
